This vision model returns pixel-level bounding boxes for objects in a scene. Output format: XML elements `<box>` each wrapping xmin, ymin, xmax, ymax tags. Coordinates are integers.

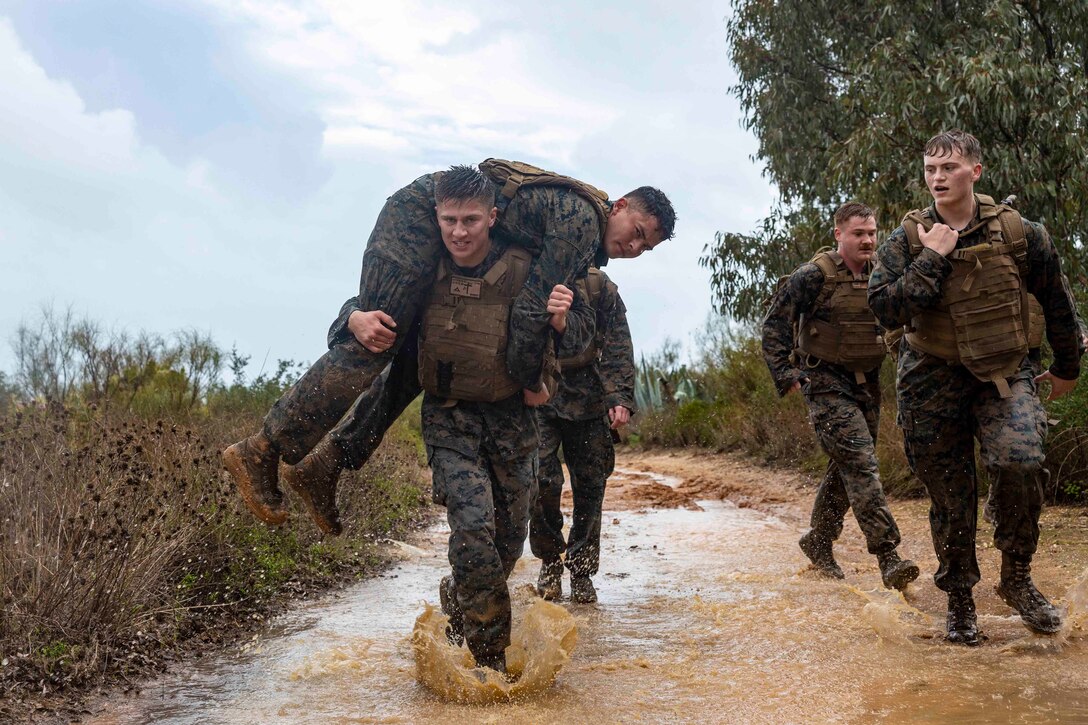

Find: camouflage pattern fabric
<box><xmin>545</xmin><ymin>272</ymin><xmax>637</xmax><ymax>421</ymax></box>
<box><xmin>530</xmin><ymin>272</ymin><xmax>633</xmax><ymax>576</ymax></box>
<box><xmin>427</xmin><ymin>433</ymin><xmax>534</xmax><ymax>665</ymax></box>
<box><xmin>529</xmin><ymin>411</ymin><xmax>615</xmax><ymax>576</ymax></box>
<box><xmin>869</xmin><ymin>203</ymin><xmax>1082</xmax><ymax>592</ymax></box>
<box><xmin>762</xmin><ymin>259</ymin><xmax>901</xmax><ymax>554</ymax></box>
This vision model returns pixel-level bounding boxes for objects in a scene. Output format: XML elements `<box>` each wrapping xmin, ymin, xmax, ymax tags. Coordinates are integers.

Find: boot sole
<box><xmin>222</xmin><ymin>445</ymin><xmax>288</xmax><ymax>525</ymax></box>
<box><xmin>282</xmin><ymin>466</ymin><xmax>342</xmax><ymax>536</ymax></box>
<box><xmin>994</xmin><ymin>585</ymin><xmax>1063</xmax><ymax>634</ymax></box>
<box><xmin>883</xmin><ymin>562</ymin><xmax>920</xmax><ymax>591</ymax></box>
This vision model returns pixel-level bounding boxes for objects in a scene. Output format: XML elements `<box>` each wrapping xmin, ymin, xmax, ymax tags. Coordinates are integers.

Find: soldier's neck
<box><xmin>934</xmin><ymin>195</ymin><xmax>977</xmax><ymax>232</ymax></box>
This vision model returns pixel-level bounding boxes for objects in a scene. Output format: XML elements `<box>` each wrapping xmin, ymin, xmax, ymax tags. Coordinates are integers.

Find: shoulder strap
<box><xmin>585</xmin><ymin>267</ymin><xmax>605</xmax><ymax>307</ymax></box>
<box><xmin>996</xmin><ymin>205</ymin><xmax>1028</xmax><ymax>278</ymax></box>
<box><xmin>902</xmin><ymin>208</ymin><xmax>933</xmax><ymax>258</ymax></box>
<box><xmin>809</xmin><ymin>250</ymin><xmax>841</xmax><ymax>311</ymax></box>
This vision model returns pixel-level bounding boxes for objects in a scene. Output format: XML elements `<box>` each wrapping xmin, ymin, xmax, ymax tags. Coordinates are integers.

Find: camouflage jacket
<box><xmin>545</xmin><ymin>270</ymin><xmax>637</xmax><ymax>421</ymax></box>
<box><xmin>868</xmin><ymin>201</ymin><xmax>1083</xmax><ymax>409</ymax></box>
<box><xmin>762</xmin><ymin>261</ymin><xmax>881</xmax><ymax>400</ymax></box>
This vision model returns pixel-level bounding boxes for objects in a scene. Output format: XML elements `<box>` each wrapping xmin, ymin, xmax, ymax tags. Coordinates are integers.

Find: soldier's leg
<box><xmin>808</xmin><ymin>461</ymin><xmax>850</xmax><ymax>544</ymax></box>
<box><xmin>901</xmin><ymin>409</ymin><xmax>979</xmax><ymax>593</ymax></box>
<box><xmin>485</xmin><ymin>439</ymin><xmax>534</xmax><ymax>581</ymax></box>
<box><xmin>974</xmin><ymin>378</ymin><xmax>1059</xmax><ymax>633</ymax></box>
<box><xmin>529</xmin><ymin>412</ymin><xmax>566</xmax><ymax>599</ymax></box>
<box><xmin>806</xmin><ymin>392</ymin><xmax>900</xmax><ymax>554</ymax></box>
<box><xmin>430</xmin><ymin>446</ymin><xmax>514</xmax><ymax>671</ymax></box>
<box><xmin>562</xmin><ymin>416</ymin><xmax>614</xmax><ymax>579</ymax></box>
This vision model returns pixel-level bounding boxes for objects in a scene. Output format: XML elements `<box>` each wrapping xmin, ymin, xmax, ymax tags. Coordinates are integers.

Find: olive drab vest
<box><xmin>418</xmin><ymin>246</ymin><xmax>533</xmax><ymax>402</ymax></box>
<box><xmin>794</xmin><ymin>250</ymin><xmax>886</xmax><ymax>383</ymax></box>
<box><xmin>478</xmin><ymin>158</ymin><xmax>612</xmax><ymax>238</ymax></box>
<box><xmin>557</xmin><ymin>268</ymin><xmax>606</xmax><ymax>370</ymax></box>
<box><xmin>901</xmin><ymin>194</ymin><xmax>1030</xmax><ymax>398</ymax></box>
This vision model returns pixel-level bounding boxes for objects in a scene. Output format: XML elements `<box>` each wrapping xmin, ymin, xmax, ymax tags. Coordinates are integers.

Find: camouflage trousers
<box><xmin>804</xmin><ymin>391</ymin><xmax>901</xmax><ymax>554</ymax></box>
<box><xmin>900</xmin><ymin>375</ymin><xmax>1047</xmax><ymax>592</ymax></box>
<box><xmin>529</xmin><ymin>412</ymin><xmax>615</xmax><ymax>577</ymax></box>
<box><xmin>261</xmin><ymin>254</ymin><xmax>434</xmax><ymax>464</ymax></box>
<box><xmin>429</xmin><ymin>442</ymin><xmax>534</xmax><ymax>665</ymax></box>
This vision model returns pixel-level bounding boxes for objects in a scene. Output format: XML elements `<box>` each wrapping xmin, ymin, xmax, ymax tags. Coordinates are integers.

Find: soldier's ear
<box><xmin>488</xmin><ymin>206</ymin><xmax>497</xmax><ymax>227</ymax></box>
<box><xmin>611</xmin><ymin>198</ymin><xmax>628</xmax><ymax>216</ymax></box>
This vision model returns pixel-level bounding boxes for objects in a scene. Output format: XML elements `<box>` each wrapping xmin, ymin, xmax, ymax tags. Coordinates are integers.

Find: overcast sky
<box><xmin>0</xmin><ymin>0</ymin><xmax>774</xmax><ymax>378</ymax></box>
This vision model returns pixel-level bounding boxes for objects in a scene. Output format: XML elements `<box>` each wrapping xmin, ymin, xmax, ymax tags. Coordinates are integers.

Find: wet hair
<box><xmin>622</xmin><ymin>186</ymin><xmax>677</xmax><ymax>240</ymax></box>
<box><xmin>924</xmin><ymin>129</ymin><xmax>982</xmax><ymax>164</ymax></box>
<box><xmin>435</xmin><ymin>165</ymin><xmax>496</xmax><ymax>208</ymax></box>
<box><xmin>833</xmin><ymin>201</ymin><xmax>874</xmax><ymax>228</ymax></box>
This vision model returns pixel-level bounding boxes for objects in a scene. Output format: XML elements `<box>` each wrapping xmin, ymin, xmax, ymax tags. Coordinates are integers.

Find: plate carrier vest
<box><xmin>795</xmin><ymin>250</ymin><xmax>886</xmax><ymax>384</ymax></box>
<box><xmin>479</xmin><ymin>158</ymin><xmax>612</xmax><ymax>240</ymax></box>
<box><xmin>418</xmin><ymin>246</ymin><xmax>534</xmax><ymax>403</ymax></box>
<box><xmin>901</xmin><ymin>194</ymin><xmax>1030</xmax><ymax>398</ymax></box>
<box><xmin>558</xmin><ymin>268</ymin><xmax>605</xmax><ymax>370</ymax></box>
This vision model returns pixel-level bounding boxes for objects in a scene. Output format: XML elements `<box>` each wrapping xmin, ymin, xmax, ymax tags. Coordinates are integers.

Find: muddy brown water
<box><xmin>86</xmin><ymin>453</ymin><xmax>1088</xmax><ymax>724</ymax></box>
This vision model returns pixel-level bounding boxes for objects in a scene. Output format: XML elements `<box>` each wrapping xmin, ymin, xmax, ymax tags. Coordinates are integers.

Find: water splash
<box><xmin>849</xmin><ymin>586</ymin><xmax>931</xmax><ymax>642</ymax></box>
<box><xmin>411</xmin><ymin>598</ymin><xmax>578</xmax><ymax>704</ymax></box>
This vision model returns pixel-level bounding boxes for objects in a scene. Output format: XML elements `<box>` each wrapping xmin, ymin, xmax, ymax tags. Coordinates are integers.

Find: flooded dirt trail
<box><xmin>88</xmin><ymin>450</ymin><xmax>1088</xmax><ymax>724</ymax></box>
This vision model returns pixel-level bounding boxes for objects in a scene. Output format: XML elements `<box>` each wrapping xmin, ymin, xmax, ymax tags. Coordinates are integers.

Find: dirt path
<box><xmin>82</xmin><ymin>448</ymin><xmax>1088</xmax><ymax>724</ymax></box>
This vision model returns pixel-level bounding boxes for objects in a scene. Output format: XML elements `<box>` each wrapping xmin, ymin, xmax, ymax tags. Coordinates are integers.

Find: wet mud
<box><xmin>84</xmin><ymin>449</ymin><xmax>1088</xmax><ymax>724</ymax></box>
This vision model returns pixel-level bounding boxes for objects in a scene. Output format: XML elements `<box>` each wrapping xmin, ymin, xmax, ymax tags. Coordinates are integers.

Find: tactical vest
<box><xmin>418</xmin><ymin>247</ymin><xmax>533</xmax><ymax>402</ymax></box>
<box><xmin>901</xmin><ymin>194</ymin><xmax>1029</xmax><ymax>398</ymax></box>
<box><xmin>479</xmin><ymin>158</ymin><xmax>611</xmax><ymax>239</ymax></box>
<box><xmin>795</xmin><ymin>250</ymin><xmax>886</xmax><ymax>383</ymax></box>
<box><xmin>557</xmin><ymin>269</ymin><xmax>606</xmax><ymax>370</ymax></box>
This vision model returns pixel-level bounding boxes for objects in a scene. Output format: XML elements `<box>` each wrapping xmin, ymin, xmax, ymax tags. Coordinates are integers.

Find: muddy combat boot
<box><xmin>474</xmin><ymin>652</ymin><xmax>507</xmax><ymax>677</ymax></box>
<box><xmin>995</xmin><ymin>554</ymin><xmax>1062</xmax><ymax>634</ymax></box>
<box><xmin>282</xmin><ymin>437</ymin><xmax>343</xmax><ymax>536</ymax></box>
<box><xmin>537</xmin><ymin>559</ymin><xmax>563</xmax><ymax>601</ymax></box>
<box><xmin>877</xmin><ymin>550</ymin><xmax>920</xmax><ymax>591</ymax></box>
<box><xmin>222</xmin><ymin>432</ymin><xmax>287</xmax><ymax>525</ymax></box>
<box><xmin>439</xmin><ymin>575</ymin><xmax>465</xmax><ymax>646</ymax></box>
<box><xmin>570</xmin><ymin>575</ymin><xmax>597</xmax><ymax>604</ymax></box>
<box><xmin>798</xmin><ymin>531</ymin><xmax>844</xmax><ymax>579</ymax></box>
<box><xmin>946</xmin><ymin>590</ymin><xmax>981</xmax><ymax>646</ymax></box>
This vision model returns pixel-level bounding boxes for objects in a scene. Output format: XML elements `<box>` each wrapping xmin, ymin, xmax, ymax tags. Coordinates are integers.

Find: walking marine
<box><xmin>868</xmin><ymin>130</ymin><xmax>1084</xmax><ymax>645</ymax></box>
<box><xmin>762</xmin><ymin>202</ymin><xmax>919</xmax><ymax>591</ymax></box>
<box><xmin>223</xmin><ymin>161</ymin><xmax>676</xmax><ymax>533</ymax></box>
<box><xmin>531</xmin><ymin>268</ymin><xmax>637</xmax><ymax>604</ymax></box>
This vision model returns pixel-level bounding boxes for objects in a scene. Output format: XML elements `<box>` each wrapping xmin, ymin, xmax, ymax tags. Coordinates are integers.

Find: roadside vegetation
<box><xmin>0</xmin><ymin>306</ymin><xmax>427</xmax><ymax>721</ymax></box>
<box><xmin>630</xmin><ymin>316</ymin><xmax>1088</xmax><ymax>502</ymax></box>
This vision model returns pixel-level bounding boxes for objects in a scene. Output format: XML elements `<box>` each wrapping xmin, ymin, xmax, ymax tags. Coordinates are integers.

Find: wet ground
<box><xmin>85</xmin><ymin>450</ymin><xmax>1088</xmax><ymax>724</ymax></box>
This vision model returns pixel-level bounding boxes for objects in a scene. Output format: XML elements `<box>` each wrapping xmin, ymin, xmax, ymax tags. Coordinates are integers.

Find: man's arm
<box><xmin>597</xmin><ymin>277</ymin><xmax>637</xmax><ymax>426</ymax></box>
<box><xmin>761</xmin><ymin>264</ymin><xmax>823</xmax><ymax>396</ymax></box>
<box><xmin>1023</xmin><ymin>221</ymin><xmax>1082</xmax><ymax>384</ymax></box>
<box><xmin>503</xmin><ymin>188</ymin><xmax>602</xmax><ymax>387</ymax></box>
<box><xmin>867</xmin><ymin>226</ymin><xmax>953</xmax><ymax>330</ymax></box>
<box><xmin>326</xmin><ymin>297</ymin><xmax>397</xmax><ymax>353</ymax></box>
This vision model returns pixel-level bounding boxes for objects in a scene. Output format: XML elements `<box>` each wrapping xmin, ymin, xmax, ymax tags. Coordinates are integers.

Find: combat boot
<box><xmin>995</xmin><ymin>554</ymin><xmax>1062</xmax><ymax>634</ymax></box>
<box><xmin>474</xmin><ymin>652</ymin><xmax>507</xmax><ymax>677</ymax></box>
<box><xmin>439</xmin><ymin>575</ymin><xmax>465</xmax><ymax>646</ymax></box>
<box><xmin>282</xmin><ymin>437</ymin><xmax>344</xmax><ymax>536</ymax></box>
<box><xmin>946</xmin><ymin>590</ymin><xmax>981</xmax><ymax>646</ymax></box>
<box><xmin>537</xmin><ymin>559</ymin><xmax>563</xmax><ymax>600</ymax></box>
<box><xmin>570</xmin><ymin>575</ymin><xmax>597</xmax><ymax>604</ymax></box>
<box><xmin>798</xmin><ymin>531</ymin><xmax>844</xmax><ymax>579</ymax></box>
<box><xmin>877</xmin><ymin>549</ymin><xmax>920</xmax><ymax>591</ymax></box>
<box><xmin>222</xmin><ymin>432</ymin><xmax>287</xmax><ymax>525</ymax></box>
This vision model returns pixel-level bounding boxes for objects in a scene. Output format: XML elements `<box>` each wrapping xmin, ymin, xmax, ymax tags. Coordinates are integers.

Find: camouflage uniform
<box><xmin>868</xmin><ymin>203</ymin><xmax>1082</xmax><ymax>594</ymax></box>
<box><xmin>762</xmin><ymin>263</ymin><xmax>902</xmax><ymax>555</ymax></box>
<box><xmin>422</xmin><ymin>241</ymin><xmax>542</xmax><ymax>669</ymax></box>
<box><xmin>269</xmin><ymin>182</ymin><xmax>607</xmax><ymax>467</ymax></box>
<box><xmin>529</xmin><ymin>272</ymin><xmax>636</xmax><ymax>578</ymax></box>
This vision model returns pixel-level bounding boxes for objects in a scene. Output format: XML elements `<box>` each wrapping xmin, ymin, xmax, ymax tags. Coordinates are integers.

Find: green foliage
<box><xmin>705</xmin><ymin>0</ymin><xmax>1088</xmax><ymax>322</ymax></box>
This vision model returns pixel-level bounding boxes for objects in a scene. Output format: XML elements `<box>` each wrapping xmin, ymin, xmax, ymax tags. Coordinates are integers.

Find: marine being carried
<box><xmin>868</xmin><ymin>129</ymin><xmax>1084</xmax><ymax>646</ymax></box>
<box><xmin>762</xmin><ymin>202</ymin><xmax>919</xmax><ymax>591</ymax></box>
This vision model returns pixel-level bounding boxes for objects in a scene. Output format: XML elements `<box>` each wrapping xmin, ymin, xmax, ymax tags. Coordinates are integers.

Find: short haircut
<box><xmin>834</xmin><ymin>201</ymin><xmax>874</xmax><ymax>228</ymax></box>
<box><xmin>435</xmin><ymin>165</ymin><xmax>496</xmax><ymax>207</ymax></box>
<box><xmin>924</xmin><ymin>129</ymin><xmax>982</xmax><ymax>164</ymax></box>
<box><xmin>623</xmin><ymin>186</ymin><xmax>677</xmax><ymax>240</ymax></box>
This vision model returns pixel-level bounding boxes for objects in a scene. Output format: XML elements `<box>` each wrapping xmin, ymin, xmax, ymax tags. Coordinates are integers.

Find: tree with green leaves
<box><xmin>704</xmin><ymin>0</ymin><xmax>1088</xmax><ymax>322</ymax></box>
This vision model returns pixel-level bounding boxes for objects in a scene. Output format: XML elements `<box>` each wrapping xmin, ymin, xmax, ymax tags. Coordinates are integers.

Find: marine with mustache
<box><xmin>762</xmin><ymin>202</ymin><xmax>920</xmax><ymax>591</ymax></box>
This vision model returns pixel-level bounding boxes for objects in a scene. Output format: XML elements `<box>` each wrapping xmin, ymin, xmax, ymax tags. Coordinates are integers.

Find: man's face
<box><xmin>602</xmin><ymin>198</ymin><xmax>664</xmax><ymax>259</ymax></box>
<box><xmin>834</xmin><ymin>214</ymin><xmax>878</xmax><ymax>267</ymax></box>
<box><xmin>923</xmin><ymin>149</ymin><xmax>982</xmax><ymax>207</ymax></box>
<box><xmin>436</xmin><ymin>199</ymin><xmax>497</xmax><ymax>267</ymax></box>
